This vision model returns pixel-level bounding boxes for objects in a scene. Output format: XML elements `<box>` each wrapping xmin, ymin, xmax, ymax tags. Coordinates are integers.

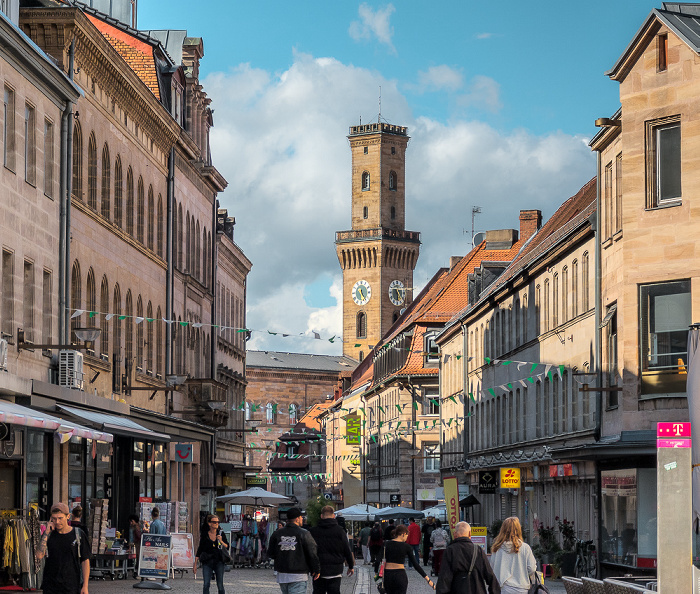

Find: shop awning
<box><xmin>0</xmin><ymin>399</ymin><xmax>113</xmax><ymax>442</ymax></box>
<box><xmin>57</xmin><ymin>405</ymin><xmax>171</xmax><ymax>442</ymax></box>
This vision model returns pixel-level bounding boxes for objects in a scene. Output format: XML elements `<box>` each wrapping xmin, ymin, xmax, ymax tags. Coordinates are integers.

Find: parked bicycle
<box><xmin>574</xmin><ymin>538</ymin><xmax>597</xmax><ymax>578</ymax></box>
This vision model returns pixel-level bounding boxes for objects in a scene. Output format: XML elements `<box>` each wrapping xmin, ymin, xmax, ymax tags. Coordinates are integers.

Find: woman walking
<box><xmin>429</xmin><ymin>520</ymin><xmax>449</xmax><ymax>576</ymax></box>
<box><xmin>489</xmin><ymin>516</ymin><xmax>537</xmax><ymax>594</ymax></box>
<box><xmin>195</xmin><ymin>514</ymin><xmax>230</xmax><ymax>594</ymax></box>
<box><xmin>374</xmin><ymin>524</ymin><xmax>435</xmax><ymax>593</ymax></box>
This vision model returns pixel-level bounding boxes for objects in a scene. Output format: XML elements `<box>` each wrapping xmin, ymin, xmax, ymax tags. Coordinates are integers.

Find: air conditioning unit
<box><xmin>0</xmin><ymin>338</ymin><xmax>7</xmax><ymax>371</ymax></box>
<box><xmin>59</xmin><ymin>350</ymin><xmax>84</xmax><ymax>390</ymax></box>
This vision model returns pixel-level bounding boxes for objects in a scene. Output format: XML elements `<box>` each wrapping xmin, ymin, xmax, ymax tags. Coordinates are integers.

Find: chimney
<box><xmin>519</xmin><ymin>210</ymin><xmax>542</xmax><ymax>244</ymax></box>
<box><xmin>449</xmin><ymin>256</ymin><xmax>462</xmax><ymax>270</ymax></box>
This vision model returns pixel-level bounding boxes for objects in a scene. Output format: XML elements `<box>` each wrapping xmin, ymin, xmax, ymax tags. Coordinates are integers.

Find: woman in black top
<box><xmin>195</xmin><ymin>514</ymin><xmax>230</xmax><ymax>594</ymax></box>
<box><xmin>374</xmin><ymin>524</ymin><xmax>435</xmax><ymax>593</ymax></box>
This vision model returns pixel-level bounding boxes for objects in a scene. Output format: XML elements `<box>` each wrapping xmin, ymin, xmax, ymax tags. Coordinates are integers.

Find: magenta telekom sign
<box><xmin>657</xmin><ymin>422</ymin><xmax>691</xmax><ymax>448</ymax></box>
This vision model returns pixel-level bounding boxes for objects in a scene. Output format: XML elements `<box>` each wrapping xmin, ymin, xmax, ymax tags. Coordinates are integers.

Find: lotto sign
<box><xmin>443</xmin><ymin>476</ymin><xmax>460</xmax><ymax>536</ymax></box>
<box><xmin>500</xmin><ymin>467</ymin><xmax>521</xmax><ymax>489</ymax></box>
<box><xmin>346</xmin><ymin>415</ymin><xmax>361</xmax><ymax>445</ymax></box>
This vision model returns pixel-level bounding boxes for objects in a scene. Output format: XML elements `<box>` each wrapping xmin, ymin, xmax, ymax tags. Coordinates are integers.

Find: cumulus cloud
<box><xmin>415</xmin><ymin>65</ymin><xmax>464</xmax><ymax>93</ymax></box>
<box><xmin>349</xmin><ymin>3</ymin><xmax>397</xmax><ymax>54</ymax></box>
<box><xmin>205</xmin><ymin>53</ymin><xmax>594</xmax><ymax>356</ymax></box>
<box><xmin>457</xmin><ymin>75</ymin><xmax>503</xmax><ymax>113</ymax></box>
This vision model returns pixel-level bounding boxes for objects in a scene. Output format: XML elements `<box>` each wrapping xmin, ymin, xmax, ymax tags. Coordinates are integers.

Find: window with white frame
<box><xmin>423</xmin><ymin>386</ymin><xmax>439</xmax><ymax>416</ymax></box>
<box><xmin>424</xmin><ymin>444</ymin><xmax>440</xmax><ymax>472</ymax></box>
<box><xmin>266</xmin><ymin>402</ymin><xmax>275</xmax><ymax>424</ymax></box>
<box><xmin>424</xmin><ymin>332</ymin><xmax>439</xmax><ymax>364</ymax></box>
<box><xmin>289</xmin><ymin>403</ymin><xmax>298</xmax><ymax>425</ymax></box>
<box><xmin>647</xmin><ymin>116</ymin><xmax>681</xmax><ymax>207</ymax></box>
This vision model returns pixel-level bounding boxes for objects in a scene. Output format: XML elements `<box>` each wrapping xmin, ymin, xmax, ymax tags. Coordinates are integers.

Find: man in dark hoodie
<box><xmin>436</xmin><ymin>522</ymin><xmax>500</xmax><ymax>594</ymax></box>
<box><xmin>269</xmin><ymin>508</ymin><xmax>320</xmax><ymax>594</ymax></box>
<box><xmin>309</xmin><ymin>506</ymin><xmax>354</xmax><ymax>594</ymax></box>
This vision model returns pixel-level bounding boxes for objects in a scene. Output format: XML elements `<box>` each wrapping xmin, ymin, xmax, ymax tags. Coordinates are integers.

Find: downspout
<box><xmin>462</xmin><ymin>323</ymin><xmax>469</xmax><ymax>472</ymax></box>
<box><xmin>410</xmin><ymin>377</ymin><xmax>416</xmax><ymax>509</ymax></box>
<box><xmin>594</xmin><ymin>150</ymin><xmax>602</xmax><ymax>442</ymax></box>
<box><xmin>165</xmin><ymin>148</ymin><xmax>174</xmax><ymax>377</ymax></box>
<box><xmin>63</xmin><ymin>39</ymin><xmax>76</xmax><ymax>344</ymax></box>
<box><xmin>58</xmin><ymin>102</ymin><xmax>69</xmax><ymax>344</ymax></box>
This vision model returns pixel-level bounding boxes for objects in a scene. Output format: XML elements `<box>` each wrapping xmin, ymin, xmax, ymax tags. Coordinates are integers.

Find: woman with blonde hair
<box><xmin>489</xmin><ymin>517</ymin><xmax>537</xmax><ymax>594</ymax></box>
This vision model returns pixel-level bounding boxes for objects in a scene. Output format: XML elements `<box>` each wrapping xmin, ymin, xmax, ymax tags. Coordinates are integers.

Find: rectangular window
<box><xmin>604</xmin><ymin>161</ymin><xmax>613</xmax><ymax>240</ymax></box>
<box><xmin>3</xmin><ymin>86</ymin><xmax>15</xmax><ymax>171</ymax></box>
<box><xmin>22</xmin><ymin>260</ymin><xmax>33</xmax><ymax>342</ymax></box>
<box><xmin>647</xmin><ymin>117</ymin><xmax>681</xmax><ymax>206</ymax></box>
<box><xmin>658</xmin><ymin>33</ymin><xmax>668</xmax><ymax>71</ymax></box>
<box><xmin>285</xmin><ymin>481</ymin><xmax>294</xmax><ymax>496</ymax></box>
<box><xmin>640</xmin><ymin>279</ymin><xmax>690</xmax><ymax>396</ymax></box>
<box><xmin>44</xmin><ymin>119</ymin><xmax>54</xmax><ymax>197</ymax></box>
<box><xmin>423</xmin><ymin>386</ymin><xmax>440</xmax><ymax>416</ymax></box>
<box><xmin>424</xmin><ymin>444</ymin><xmax>440</xmax><ymax>472</ymax></box>
<box><xmin>1</xmin><ymin>249</ymin><xmax>13</xmax><ymax>336</ymax></box>
<box><xmin>42</xmin><ymin>269</ymin><xmax>52</xmax><ymax>345</ymax></box>
<box><xmin>615</xmin><ymin>153</ymin><xmax>623</xmax><ymax>233</ymax></box>
<box><xmin>602</xmin><ymin>303</ymin><xmax>619</xmax><ymax>408</ymax></box>
<box><xmin>24</xmin><ymin>103</ymin><xmax>36</xmax><ymax>185</ymax></box>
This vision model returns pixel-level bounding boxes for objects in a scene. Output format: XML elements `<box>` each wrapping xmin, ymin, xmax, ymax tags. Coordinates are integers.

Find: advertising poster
<box><xmin>138</xmin><ymin>533</ymin><xmax>171</xmax><ymax>579</ymax></box>
<box><xmin>443</xmin><ymin>476</ymin><xmax>459</xmax><ymax>536</ymax></box>
<box><xmin>470</xmin><ymin>526</ymin><xmax>487</xmax><ymax>553</ymax></box>
<box><xmin>170</xmin><ymin>533</ymin><xmax>194</xmax><ymax>570</ymax></box>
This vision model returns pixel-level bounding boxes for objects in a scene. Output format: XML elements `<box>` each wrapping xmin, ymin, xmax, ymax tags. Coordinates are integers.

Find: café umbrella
<box><xmin>215</xmin><ymin>487</ymin><xmax>293</xmax><ymax>507</ymax></box>
<box><xmin>335</xmin><ymin>504</ymin><xmax>380</xmax><ymax>521</ymax></box>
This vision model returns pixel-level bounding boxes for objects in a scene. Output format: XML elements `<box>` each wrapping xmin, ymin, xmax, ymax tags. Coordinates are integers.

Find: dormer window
<box><xmin>362</xmin><ymin>171</ymin><xmax>370</xmax><ymax>191</ymax></box>
<box><xmin>424</xmin><ymin>332</ymin><xmax>439</xmax><ymax>365</ymax></box>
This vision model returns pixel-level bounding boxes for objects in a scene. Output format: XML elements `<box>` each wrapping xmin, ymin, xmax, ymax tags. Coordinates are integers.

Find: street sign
<box><xmin>478</xmin><ymin>470</ymin><xmax>497</xmax><ymax>494</ymax></box>
<box><xmin>500</xmin><ymin>468</ymin><xmax>521</xmax><ymax>489</ymax></box>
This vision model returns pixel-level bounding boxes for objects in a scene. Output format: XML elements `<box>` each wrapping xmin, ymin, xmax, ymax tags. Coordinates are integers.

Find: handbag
<box><xmin>219</xmin><ymin>542</ymin><xmax>231</xmax><ymax>563</ymax></box>
<box><xmin>527</xmin><ymin>571</ymin><xmax>550</xmax><ymax>594</ymax></box>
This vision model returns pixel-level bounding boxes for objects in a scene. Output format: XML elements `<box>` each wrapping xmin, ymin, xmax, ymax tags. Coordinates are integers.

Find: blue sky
<box><xmin>138</xmin><ymin>1</ymin><xmax>659</xmax><ymax>354</ymax></box>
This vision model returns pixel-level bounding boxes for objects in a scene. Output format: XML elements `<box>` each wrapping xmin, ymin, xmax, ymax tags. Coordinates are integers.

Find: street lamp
<box><xmin>17</xmin><ymin>326</ymin><xmax>101</xmax><ymax>352</ymax></box>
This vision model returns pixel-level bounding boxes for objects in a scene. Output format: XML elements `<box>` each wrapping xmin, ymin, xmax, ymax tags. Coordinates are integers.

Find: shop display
<box><xmin>0</xmin><ymin>509</ymin><xmax>42</xmax><ymax>590</ymax></box>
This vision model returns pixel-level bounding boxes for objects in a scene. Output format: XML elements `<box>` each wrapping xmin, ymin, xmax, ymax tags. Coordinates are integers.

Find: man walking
<box><xmin>358</xmin><ymin>521</ymin><xmax>372</xmax><ymax>565</ymax></box>
<box><xmin>383</xmin><ymin>519</ymin><xmax>396</xmax><ymax>541</ymax></box>
<box><xmin>269</xmin><ymin>507</ymin><xmax>320</xmax><ymax>594</ymax></box>
<box><xmin>37</xmin><ymin>502</ymin><xmax>91</xmax><ymax>594</ymax></box>
<box><xmin>436</xmin><ymin>522</ymin><xmax>500</xmax><ymax>594</ymax></box>
<box><xmin>148</xmin><ymin>507</ymin><xmax>166</xmax><ymax>534</ymax></box>
<box><xmin>407</xmin><ymin>517</ymin><xmax>421</xmax><ymax>566</ymax></box>
<box><xmin>309</xmin><ymin>506</ymin><xmax>354</xmax><ymax>594</ymax></box>
<box><xmin>421</xmin><ymin>516</ymin><xmax>436</xmax><ymax>566</ymax></box>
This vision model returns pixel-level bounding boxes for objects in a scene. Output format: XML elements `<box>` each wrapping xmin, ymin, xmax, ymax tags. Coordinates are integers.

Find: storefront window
<box><xmin>133</xmin><ymin>440</ymin><xmax>166</xmax><ymax>501</ymax></box>
<box><xmin>26</xmin><ymin>431</ymin><xmax>50</xmax><ymax>519</ymax></box>
<box><xmin>68</xmin><ymin>436</ymin><xmax>85</xmax><ymax>508</ymax></box>
<box><xmin>601</xmin><ymin>468</ymin><xmax>657</xmax><ymax>567</ymax></box>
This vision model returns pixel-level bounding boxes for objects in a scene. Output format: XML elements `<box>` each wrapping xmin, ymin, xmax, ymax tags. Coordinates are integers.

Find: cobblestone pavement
<box><xmin>83</xmin><ymin>566</ymin><xmax>566</xmax><ymax>594</ymax></box>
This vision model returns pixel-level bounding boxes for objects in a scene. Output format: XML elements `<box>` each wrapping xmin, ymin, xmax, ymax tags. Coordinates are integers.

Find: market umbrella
<box><xmin>420</xmin><ymin>504</ymin><xmax>447</xmax><ymax>521</ymax></box>
<box><xmin>335</xmin><ymin>504</ymin><xmax>380</xmax><ymax>521</ymax></box>
<box><xmin>687</xmin><ymin>325</ymin><xmax>700</xmax><ymax>529</ymax></box>
<box><xmin>374</xmin><ymin>506</ymin><xmax>424</xmax><ymax>521</ymax></box>
<box><xmin>215</xmin><ymin>487</ymin><xmax>293</xmax><ymax>507</ymax></box>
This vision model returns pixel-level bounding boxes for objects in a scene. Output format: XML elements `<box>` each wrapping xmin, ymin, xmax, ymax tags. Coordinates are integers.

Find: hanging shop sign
<box><xmin>246</xmin><ymin>476</ymin><xmax>268</xmax><ymax>488</ymax></box>
<box><xmin>175</xmin><ymin>443</ymin><xmax>193</xmax><ymax>463</ymax></box>
<box><xmin>500</xmin><ymin>467</ymin><xmax>521</xmax><ymax>489</ymax></box>
<box><xmin>346</xmin><ymin>415</ymin><xmax>361</xmax><ymax>445</ymax></box>
<box><xmin>389</xmin><ymin>493</ymin><xmax>401</xmax><ymax>504</ymax></box>
<box><xmin>478</xmin><ymin>470</ymin><xmax>497</xmax><ymax>494</ymax></box>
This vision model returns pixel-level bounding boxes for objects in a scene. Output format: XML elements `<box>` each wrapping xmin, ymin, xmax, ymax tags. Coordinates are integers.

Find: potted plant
<box><xmin>533</xmin><ymin>522</ymin><xmax>559</xmax><ymax>565</ymax></box>
<box><xmin>554</xmin><ymin>517</ymin><xmax>577</xmax><ymax>576</ymax></box>
<box><xmin>488</xmin><ymin>519</ymin><xmax>503</xmax><ymax>551</ymax></box>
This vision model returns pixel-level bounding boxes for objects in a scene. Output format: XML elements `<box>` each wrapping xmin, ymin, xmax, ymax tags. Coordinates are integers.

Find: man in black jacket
<box><xmin>309</xmin><ymin>506</ymin><xmax>354</xmax><ymax>594</ymax></box>
<box><xmin>436</xmin><ymin>522</ymin><xmax>500</xmax><ymax>594</ymax></box>
<box><xmin>422</xmin><ymin>516</ymin><xmax>436</xmax><ymax>565</ymax></box>
<box><xmin>269</xmin><ymin>508</ymin><xmax>321</xmax><ymax>594</ymax></box>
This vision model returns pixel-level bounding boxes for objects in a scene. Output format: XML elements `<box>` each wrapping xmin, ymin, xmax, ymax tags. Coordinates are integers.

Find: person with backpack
<box><xmin>368</xmin><ymin>522</ymin><xmax>384</xmax><ymax>566</ymax></box>
<box><xmin>309</xmin><ymin>506</ymin><xmax>355</xmax><ymax>594</ymax></box>
<box><xmin>429</xmin><ymin>520</ymin><xmax>449</xmax><ymax>576</ymax></box>
<box><xmin>489</xmin><ymin>517</ymin><xmax>536</xmax><ymax>594</ymax></box>
<box><xmin>436</xmin><ymin>522</ymin><xmax>500</xmax><ymax>594</ymax></box>
<box><xmin>36</xmin><ymin>502</ymin><xmax>91</xmax><ymax>594</ymax></box>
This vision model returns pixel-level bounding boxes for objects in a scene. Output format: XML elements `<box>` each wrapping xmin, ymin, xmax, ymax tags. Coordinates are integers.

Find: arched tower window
<box><xmin>147</xmin><ymin>186</ymin><xmax>154</xmax><ymax>251</ymax></box>
<box><xmin>101</xmin><ymin>143</ymin><xmax>110</xmax><ymax>219</ymax></box>
<box><xmin>389</xmin><ymin>170</ymin><xmax>397</xmax><ymax>190</ymax></box>
<box><xmin>87</xmin><ymin>133</ymin><xmax>97</xmax><ymax>209</ymax></box>
<box><xmin>361</xmin><ymin>171</ymin><xmax>370</xmax><ymax>191</ymax></box>
<box><xmin>157</xmin><ymin>195</ymin><xmax>164</xmax><ymax>258</ymax></box>
<box><xmin>114</xmin><ymin>156</ymin><xmax>123</xmax><ymax>228</ymax></box>
<box><xmin>72</xmin><ymin>122</ymin><xmax>82</xmax><ymax>200</ymax></box>
<box><xmin>136</xmin><ymin>177</ymin><xmax>144</xmax><ymax>243</ymax></box>
<box><xmin>100</xmin><ymin>275</ymin><xmax>109</xmax><ymax>358</ymax></box>
<box><xmin>125</xmin><ymin>291</ymin><xmax>133</xmax><ymax>371</ymax></box>
<box><xmin>356</xmin><ymin>311</ymin><xmax>367</xmax><ymax>339</ymax></box>
<box><xmin>126</xmin><ymin>167</ymin><xmax>134</xmax><ymax>236</ymax></box>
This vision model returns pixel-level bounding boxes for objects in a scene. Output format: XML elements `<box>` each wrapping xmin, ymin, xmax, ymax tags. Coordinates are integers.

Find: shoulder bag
<box><xmin>527</xmin><ymin>571</ymin><xmax>550</xmax><ymax>594</ymax></box>
<box><xmin>375</xmin><ymin>547</ymin><xmax>387</xmax><ymax>594</ymax></box>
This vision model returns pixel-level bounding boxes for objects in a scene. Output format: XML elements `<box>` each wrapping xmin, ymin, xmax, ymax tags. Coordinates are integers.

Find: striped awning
<box><xmin>0</xmin><ymin>399</ymin><xmax>113</xmax><ymax>442</ymax></box>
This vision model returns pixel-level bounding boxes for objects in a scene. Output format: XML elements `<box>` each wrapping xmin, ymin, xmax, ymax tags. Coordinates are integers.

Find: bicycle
<box><xmin>574</xmin><ymin>538</ymin><xmax>597</xmax><ymax>578</ymax></box>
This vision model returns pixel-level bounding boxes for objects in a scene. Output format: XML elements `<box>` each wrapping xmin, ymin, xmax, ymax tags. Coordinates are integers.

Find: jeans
<box><xmin>410</xmin><ymin>545</ymin><xmax>420</xmax><ymax>566</ymax></box>
<box><xmin>311</xmin><ymin>577</ymin><xmax>340</xmax><ymax>594</ymax></box>
<box><xmin>202</xmin><ymin>561</ymin><xmax>225</xmax><ymax>594</ymax></box>
<box><xmin>279</xmin><ymin>581</ymin><xmax>308</xmax><ymax>594</ymax></box>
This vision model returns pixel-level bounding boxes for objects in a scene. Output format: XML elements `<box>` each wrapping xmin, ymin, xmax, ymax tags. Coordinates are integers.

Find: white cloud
<box><xmin>475</xmin><ymin>32</ymin><xmax>494</xmax><ymax>40</ymax></box>
<box><xmin>415</xmin><ymin>65</ymin><xmax>464</xmax><ymax>93</ymax></box>
<box><xmin>457</xmin><ymin>75</ymin><xmax>503</xmax><ymax>113</ymax></box>
<box><xmin>349</xmin><ymin>3</ymin><xmax>396</xmax><ymax>54</ymax></box>
<box><xmin>205</xmin><ymin>53</ymin><xmax>594</xmax><ymax>356</ymax></box>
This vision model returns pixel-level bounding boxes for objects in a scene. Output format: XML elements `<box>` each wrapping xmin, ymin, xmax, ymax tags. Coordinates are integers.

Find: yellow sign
<box><xmin>500</xmin><ymin>467</ymin><xmax>521</xmax><ymax>489</ymax></box>
<box><xmin>443</xmin><ymin>476</ymin><xmax>460</xmax><ymax>536</ymax></box>
<box><xmin>471</xmin><ymin>526</ymin><xmax>487</xmax><ymax>537</ymax></box>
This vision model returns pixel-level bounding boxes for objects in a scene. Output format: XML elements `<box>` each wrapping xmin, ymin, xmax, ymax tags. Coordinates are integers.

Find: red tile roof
<box><xmin>87</xmin><ymin>15</ymin><xmax>161</xmax><ymax>100</ymax></box>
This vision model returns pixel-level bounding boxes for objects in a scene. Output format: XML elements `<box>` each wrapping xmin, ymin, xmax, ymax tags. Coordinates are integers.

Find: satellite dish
<box><xmin>472</xmin><ymin>232</ymin><xmax>485</xmax><ymax>247</ymax></box>
<box><xmin>400</xmin><ymin>308</ymin><xmax>406</xmax><ymax>315</ymax></box>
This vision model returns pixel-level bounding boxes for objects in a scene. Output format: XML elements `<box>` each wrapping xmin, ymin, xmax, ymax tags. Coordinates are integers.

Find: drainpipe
<box><xmin>594</xmin><ymin>151</ymin><xmax>602</xmax><ymax>442</ymax></box>
<box><xmin>58</xmin><ymin>103</ymin><xmax>69</xmax><ymax>344</ymax></box>
<box><xmin>165</xmin><ymin>148</ymin><xmax>174</xmax><ymax>377</ymax></box>
<box><xmin>410</xmin><ymin>378</ymin><xmax>416</xmax><ymax>509</ymax></box>
<box><xmin>63</xmin><ymin>39</ymin><xmax>76</xmax><ymax>344</ymax></box>
<box><xmin>462</xmin><ymin>323</ymin><xmax>469</xmax><ymax>471</ymax></box>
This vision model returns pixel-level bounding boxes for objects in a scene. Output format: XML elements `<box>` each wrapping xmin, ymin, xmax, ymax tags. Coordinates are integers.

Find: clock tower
<box><xmin>336</xmin><ymin>122</ymin><xmax>420</xmax><ymax>361</ymax></box>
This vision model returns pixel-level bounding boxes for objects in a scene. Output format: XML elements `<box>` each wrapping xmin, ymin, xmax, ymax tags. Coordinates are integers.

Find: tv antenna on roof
<box><xmin>378</xmin><ymin>86</ymin><xmax>382</xmax><ymax>123</ymax></box>
<box><xmin>471</xmin><ymin>206</ymin><xmax>482</xmax><ymax>246</ymax></box>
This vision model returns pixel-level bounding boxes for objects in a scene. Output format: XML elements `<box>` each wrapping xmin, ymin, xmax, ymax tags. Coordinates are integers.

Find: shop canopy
<box><xmin>57</xmin><ymin>405</ymin><xmax>171</xmax><ymax>442</ymax></box>
<box><xmin>335</xmin><ymin>504</ymin><xmax>380</xmax><ymax>521</ymax></box>
<box><xmin>374</xmin><ymin>506</ymin><xmax>425</xmax><ymax>520</ymax></box>
<box><xmin>0</xmin><ymin>399</ymin><xmax>113</xmax><ymax>442</ymax></box>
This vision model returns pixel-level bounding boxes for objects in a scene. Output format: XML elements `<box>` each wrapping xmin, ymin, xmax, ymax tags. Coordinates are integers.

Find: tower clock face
<box><xmin>352</xmin><ymin>280</ymin><xmax>372</xmax><ymax>306</ymax></box>
<box><xmin>389</xmin><ymin>280</ymin><xmax>405</xmax><ymax>306</ymax></box>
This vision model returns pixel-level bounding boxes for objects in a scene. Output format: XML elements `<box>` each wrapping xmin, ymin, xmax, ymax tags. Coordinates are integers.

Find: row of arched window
<box><xmin>361</xmin><ymin>170</ymin><xmax>397</xmax><ymax>191</ymax></box>
<box><xmin>72</xmin><ymin>122</ymin><xmax>212</xmax><ymax>288</ymax></box>
<box><xmin>244</xmin><ymin>402</ymin><xmax>299</xmax><ymax>425</ymax></box>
